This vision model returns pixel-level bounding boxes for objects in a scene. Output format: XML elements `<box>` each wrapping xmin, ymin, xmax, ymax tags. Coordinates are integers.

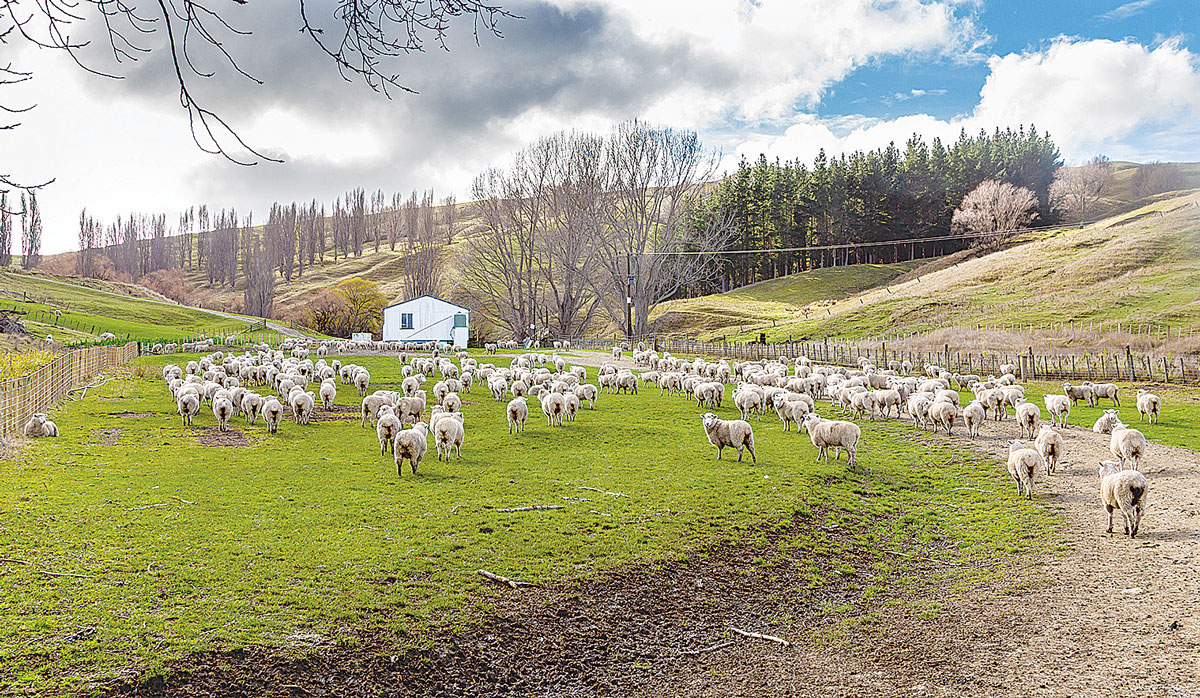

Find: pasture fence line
<box><xmin>560</xmin><ymin>336</ymin><xmax>1200</xmax><ymax>385</ymax></box>
<box><xmin>0</xmin><ymin>342</ymin><xmax>139</xmax><ymax>437</ymax></box>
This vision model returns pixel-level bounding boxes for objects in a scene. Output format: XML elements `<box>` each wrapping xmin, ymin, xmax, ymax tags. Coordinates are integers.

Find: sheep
<box><xmin>361</xmin><ymin>394</ymin><xmax>392</xmax><ymax>427</ymax></box>
<box><xmin>212</xmin><ymin>396</ymin><xmax>234</xmax><ymax>432</ymax></box>
<box><xmin>393</xmin><ymin>422</ymin><xmax>429</xmax><ymax>475</ymax></box>
<box><xmin>773</xmin><ymin>393</ymin><xmax>810</xmax><ymax>431</ymax></box>
<box><xmin>1087</xmin><ymin>382</ymin><xmax>1121</xmax><ymax>407</ymax></box>
<box><xmin>574</xmin><ymin>383</ymin><xmax>598</xmax><ymax>409</ymax></box>
<box><xmin>871</xmin><ymin>389</ymin><xmax>902</xmax><ymax>419</ymax></box>
<box><xmin>434</xmin><ymin>417</ymin><xmax>465</xmax><ymax>460</ymax></box>
<box><xmin>1098</xmin><ymin>460</ymin><xmax>1148</xmax><ymax>538</ymax></box>
<box><xmin>1006</xmin><ymin>440</ymin><xmax>1041</xmax><ymax>499</ymax></box>
<box><xmin>801</xmin><ymin>413</ymin><xmax>860</xmax><ymax>468</ymax></box>
<box><xmin>489</xmin><ymin>377</ymin><xmax>508</xmax><ymax>401</ymax></box>
<box><xmin>928</xmin><ymin>400</ymin><xmax>958</xmax><ymax>435</ymax></box>
<box><xmin>353</xmin><ymin>369</ymin><xmax>371</xmax><ymax>396</ymax></box>
<box><xmin>700</xmin><ymin>412</ymin><xmax>756</xmax><ymax>463</ymax></box>
<box><xmin>319</xmin><ymin>380</ymin><xmax>337</xmax><ymax>410</ymax></box>
<box><xmin>1043</xmin><ymin>394</ymin><xmax>1070</xmax><ymax>428</ymax></box>
<box><xmin>397</xmin><ymin>391</ymin><xmax>427</xmax><ymax>424</ymax></box>
<box><xmin>1136</xmin><ymin>389</ymin><xmax>1161</xmax><ymax>424</ymax></box>
<box><xmin>1035</xmin><ymin>424</ymin><xmax>1065</xmax><ymax>474</ymax></box>
<box><xmin>507</xmin><ymin>397</ymin><xmax>528</xmax><ymax>434</ymax></box>
<box><xmin>177</xmin><ymin>394</ymin><xmax>201</xmax><ymax>426</ymax></box>
<box><xmin>1109</xmin><ymin>423</ymin><xmax>1147</xmax><ymax>470</ymax></box>
<box><xmin>563</xmin><ymin>392</ymin><xmax>580</xmax><ymax>423</ymax></box>
<box><xmin>262</xmin><ymin>398</ymin><xmax>285</xmax><ymax>433</ymax></box>
<box><xmin>907</xmin><ymin>394</ymin><xmax>932</xmax><ymax>431</ymax></box>
<box><xmin>376</xmin><ymin>408</ymin><xmax>402</xmax><ymax>455</ymax></box>
<box><xmin>1063</xmin><ymin>382</ymin><xmax>1094</xmax><ymax>408</ymax></box>
<box><xmin>1093</xmin><ymin>409</ymin><xmax>1122</xmax><ymax>434</ymax></box>
<box><xmin>241</xmin><ymin>392</ymin><xmax>263</xmax><ymax>425</ymax></box>
<box><xmin>1014</xmin><ymin>399</ymin><xmax>1040</xmax><ymax>440</ymax></box>
<box><xmin>540</xmin><ymin>392</ymin><xmax>566</xmax><ymax>426</ymax></box>
<box><xmin>963</xmin><ymin>400</ymin><xmax>985</xmax><ymax>438</ymax></box>
<box><xmin>442</xmin><ymin>392</ymin><xmax>462</xmax><ymax>414</ymax></box>
<box><xmin>289</xmin><ymin>391</ymin><xmax>316</xmax><ymax>425</ymax></box>
<box><xmin>614</xmin><ymin>373</ymin><xmax>638</xmax><ymax>395</ymax></box>
<box><xmin>734</xmin><ymin>387</ymin><xmax>763</xmax><ymax>421</ymax></box>
<box><xmin>23</xmin><ymin>413</ymin><xmax>49</xmax><ymax>437</ymax></box>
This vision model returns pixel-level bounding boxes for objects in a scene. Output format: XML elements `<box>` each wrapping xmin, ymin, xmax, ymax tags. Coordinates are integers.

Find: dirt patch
<box><xmin>92</xmin><ymin>428</ymin><xmax>124</xmax><ymax>446</ymax></box>
<box><xmin>310</xmin><ymin>404</ymin><xmax>360</xmax><ymax>423</ymax></box>
<box><xmin>108</xmin><ymin>411</ymin><xmax>155</xmax><ymax>418</ymax></box>
<box><xmin>99</xmin><ymin>396</ymin><xmax>142</xmax><ymax>402</ymax></box>
<box><xmin>194</xmin><ymin>426</ymin><xmax>251</xmax><ymax>447</ymax></box>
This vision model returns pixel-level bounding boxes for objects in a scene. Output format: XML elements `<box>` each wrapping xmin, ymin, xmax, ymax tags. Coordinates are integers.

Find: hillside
<box><xmin>699</xmin><ymin>189</ymin><xmax>1200</xmax><ymax>342</ymax></box>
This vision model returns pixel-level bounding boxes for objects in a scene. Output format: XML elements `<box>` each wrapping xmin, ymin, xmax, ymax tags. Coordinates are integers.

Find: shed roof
<box><xmin>383</xmin><ymin>294</ymin><xmax>470</xmax><ymax>312</ymax></box>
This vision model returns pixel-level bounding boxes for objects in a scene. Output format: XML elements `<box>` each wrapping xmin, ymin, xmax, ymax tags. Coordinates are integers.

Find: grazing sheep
<box><xmin>1014</xmin><ymin>399</ymin><xmax>1040</xmax><ymax>440</ymax></box>
<box><xmin>1109</xmin><ymin>424</ymin><xmax>1147</xmax><ymax>470</ymax></box>
<box><xmin>1006</xmin><ymin>440</ymin><xmax>1041</xmax><ymax>499</ymax></box>
<box><xmin>1043</xmin><ymin>394</ymin><xmax>1070</xmax><ymax>428</ymax></box>
<box><xmin>507</xmin><ymin>397</ymin><xmax>528</xmax><ymax>434</ymax></box>
<box><xmin>801</xmin><ymin>413</ymin><xmax>860</xmax><ymax>468</ymax></box>
<box><xmin>319</xmin><ymin>380</ymin><xmax>337</xmax><ymax>410</ymax></box>
<box><xmin>212</xmin><ymin>396</ymin><xmax>234</xmax><ymax>432</ymax></box>
<box><xmin>1136</xmin><ymin>390</ymin><xmax>1161</xmax><ymax>424</ymax></box>
<box><xmin>928</xmin><ymin>400</ymin><xmax>958</xmax><ymax>435</ymax></box>
<box><xmin>700</xmin><ymin>412</ymin><xmax>756</xmax><ymax>463</ymax></box>
<box><xmin>434</xmin><ymin>417</ymin><xmax>465</xmax><ymax>460</ymax></box>
<box><xmin>963</xmin><ymin>400</ymin><xmax>985</xmax><ymax>438</ymax></box>
<box><xmin>1087</xmin><ymin>382</ymin><xmax>1121</xmax><ymax>407</ymax></box>
<box><xmin>1063</xmin><ymin>383</ymin><xmax>1094</xmax><ymax>408</ymax></box>
<box><xmin>393</xmin><ymin>423</ymin><xmax>429</xmax><ymax>476</ymax></box>
<box><xmin>376</xmin><ymin>408</ymin><xmax>402</xmax><ymax>454</ymax></box>
<box><xmin>540</xmin><ymin>392</ymin><xmax>566</xmax><ymax>426</ymax></box>
<box><xmin>1098</xmin><ymin>460</ymin><xmax>1148</xmax><ymax>538</ymax></box>
<box><xmin>1093</xmin><ymin>409</ymin><xmax>1122</xmax><ymax>434</ymax></box>
<box><xmin>262</xmin><ymin>398</ymin><xmax>285</xmax><ymax>433</ymax></box>
<box><xmin>177</xmin><ymin>394</ymin><xmax>201</xmax><ymax>426</ymax></box>
<box><xmin>1035</xmin><ymin>424</ymin><xmax>1065</xmax><ymax>474</ymax></box>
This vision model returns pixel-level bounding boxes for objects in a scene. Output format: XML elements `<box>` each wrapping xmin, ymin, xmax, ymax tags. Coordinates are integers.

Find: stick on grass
<box><xmin>730</xmin><ymin>627</ymin><xmax>791</xmax><ymax>648</ymax></box>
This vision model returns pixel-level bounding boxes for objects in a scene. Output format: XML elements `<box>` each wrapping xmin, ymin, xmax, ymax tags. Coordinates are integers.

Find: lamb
<box><xmin>319</xmin><ymin>380</ymin><xmax>337</xmax><ymax>410</ymax></box>
<box><xmin>1136</xmin><ymin>389</ymin><xmax>1161</xmax><ymax>424</ymax></box>
<box><xmin>801</xmin><ymin>413</ymin><xmax>860</xmax><ymax>468</ymax></box>
<box><xmin>177</xmin><ymin>393</ymin><xmax>201</xmax><ymax>426</ymax></box>
<box><xmin>376</xmin><ymin>408</ymin><xmax>402</xmax><ymax>455</ymax></box>
<box><xmin>1014</xmin><ymin>399</ymin><xmax>1040</xmax><ymax>440</ymax></box>
<box><xmin>262</xmin><ymin>398</ymin><xmax>285</xmax><ymax>433</ymax></box>
<box><xmin>1035</xmin><ymin>424</ymin><xmax>1065</xmax><ymax>474</ymax></box>
<box><xmin>1043</xmin><ymin>394</ymin><xmax>1070</xmax><ymax>428</ymax></box>
<box><xmin>1098</xmin><ymin>460</ymin><xmax>1148</xmax><ymax>538</ymax></box>
<box><xmin>393</xmin><ymin>422</ymin><xmax>429</xmax><ymax>476</ymax></box>
<box><xmin>1063</xmin><ymin>382</ymin><xmax>1094</xmax><ymax>408</ymax></box>
<box><xmin>928</xmin><ymin>399</ymin><xmax>958</xmax><ymax>435</ymax></box>
<box><xmin>700</xmin><ymin>412</ymin><xmax>756</xmax><ymax>463</ymax></box>
<box><xmin>1006</xmin><ymin>440</ymin><xmax>1041</xmax><ymax>499</ymax></box>
<box><xmin>507</xmin><ymin>397</ymin><xmax>528</xmax><ymax>434</ymax></box>
<box><xmin>1093</xmin><ymin>409</ymin><xmax>1122</xmax><ymax>434</ymax></box>
<box><xmin>434</xmin><ymin>417</ymin><xmax>465</xmax><ymax>460</ymax></box>
<box><xmin>540</xmin><ymin>392</ymin><xmax>566</xmax><ymax>426</ymax></box>
<box><xmin>962</xmin><ymin>400</ymin><xmax>985</xmax><ymax>438</ymax></box>
<box><xmin>1109</xmin><ymin>423</ymin><xmax>1147</xmax><ymax>470</ymax></box>
<box><xmin>212</xmin><ymin>396</ymin><xmax>234</xmax><ymax>432</ymax></box>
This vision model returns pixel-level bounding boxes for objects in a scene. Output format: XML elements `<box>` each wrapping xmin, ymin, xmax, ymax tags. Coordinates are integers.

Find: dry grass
<box><xmin>866</xmin><ymin>327</ymin><xmax>1200</xmax><ymax>356</ymax></box>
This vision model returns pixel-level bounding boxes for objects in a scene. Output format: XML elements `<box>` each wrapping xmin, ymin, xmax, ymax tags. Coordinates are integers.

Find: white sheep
<box><xmin>507</xmin><ymin>397</ymin><xmax>528</xmax><ymax>434</ymax></box>
<box><xmin>1136</xmin><ymin>389</ymin><xmax>1161</xmax><ymax>424</ymax></box>
<box><xmin>442</xmin><ymin>392</ymin><xmax>462</xmax><ymax>414</ymax></box>
<box><xmin>563</xmin><ymin>392</ymin><xmax>580</xmax><ymax>423</ymax></box>
<box><xmin>262</xmin><ymin>397</ymin><xmax>285</xmax><ymax>433</ymax></box>
<box><xmin>23</xmin><ymin>413</ymin><xmax>49</xmax><ymax>437</ymax></box>
<box><xmin>1098</xmin><ymin>460</ymin><xmax>1148</xmax><ymax>538</ymax></box>
<box><xmin>1109</xmin><ymin>423</ymin><xmax>1147</xmax><ymax>470</ymax></box>
<box><xmin>177</xmin><ymin>394</ymin><xmax>201</xmax><ymax>426</ymax></box>
<box><xmin>1006</xmin><ymin>440</ymin><xmax>1042</xmax><ymax>499</ymax></box>
<box><xmin>574</xmin><ymin>383</ymin><xmax>598</xmax><ymax>409</ymax></box>
<box><xmin>319</xmin><ymin>380</ymin><xmax>337</xmax><ymax>410</ymax></box>
<box><xmin>801</xmin><ymin>413</ymin><xmax>860</xmax><ymax>468</ymax></box>
<box><xmin>1035</xmin><ymin>424</ymin><xmax>1064</xmax><ymax>474</ymax></box>
<box><xmin>1043</xmin><ymin>394</ymin><xmax>1070</xmax><ymax>428</ymax></box>
<box><xmin>1014</xmin><ymin>399</ymin><xmax>1040</xmax><ymax>440</ymax></box>
<box><xmin>928</xmin><ymin>400</ymin><xmax>958</xmax><ymax>436</ymax></box>
<box><xmin>963</xmin><ymin>400</ymin><xmax>985</xmax><ymax>438</ymax></box>
<box><xmin>434</xmin><ymin>417</ymin><xmax>465</xmax><ymax>460</ymax></box>
<box><xmin>353</xmin><ymin>369</ymin><xmax>371</xmax><ymax>396</ymax></box>
<box><xmin>907</xmin><ymin>394</ymin><xmax>931</xmax><ymax>430</ymax></box>
<box><xmin>700</xmin><ymin>412</ymin><xmax>756</xmax><ymax>463</ymax></box>
<box><xmin>241</xmin><ymin>392</ymin><xmax>262</xmax><ymax>425</ymax></box>
<box><xmin>1063</xmin><ymin>382</ymin><xmax>1094</xmax><ymax>408</ymax></box>
<box><xmin>540</xmin><ymin>392</ymin><xmax>566</xmax><ymax>426</ymax></box>
<box><xmin>376</xmin><ymin>408</ymin><xmax>402</xmax><ymax>455</ymax></box>
<box><xmin>773</xmin><ymin>393</ymin><xmax>809</xmax><ymax>431</ymax></box>
<box><xmin>1087</xmin><ymin>382</ymin><xmax>1121</xmax><ymax>407</ymax></box>
<box><xmin>1093</xmin><ymin>409</ymin><xmax>1122</xmax><ymax>434</ymax></box>
<box><xmin>289</xmin><ymin>391</ymin><xmax>316</xmax><ymax>425</ymax></box>
<box><xmin>212</xmin><ymin>396</ymin><xmax>234</xmax><ymax>432</ymax></box>
<box><xmin>393</xmin><ymin>422</ymin><xmax>429</xmax><ymax>475</ymax></box>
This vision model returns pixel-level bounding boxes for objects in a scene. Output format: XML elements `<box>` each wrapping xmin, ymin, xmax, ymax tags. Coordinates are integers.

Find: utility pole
<box><xmin>625</xmin><ymin>252</ymin><xmax>634</xmax><ymax>339</ymax></box>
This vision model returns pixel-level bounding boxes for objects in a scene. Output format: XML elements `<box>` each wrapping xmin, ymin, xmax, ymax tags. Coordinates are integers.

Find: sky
<box><xmin>3</xmin><ymin>0</ymin><xmax>1199</xmax><ymax>253</ymax></box>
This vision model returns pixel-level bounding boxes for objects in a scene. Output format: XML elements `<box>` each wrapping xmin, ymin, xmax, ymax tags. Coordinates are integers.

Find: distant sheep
<box><xmin>1136</xmin><ymin>390</ymin><xmax>1161</xmax><ymax>424</ymax></box>
<box><xmin>700</xmin><ymin>412</ymin><xmax>756</xmax><ymax>463</ymax></box>
<box><xmin>1086</xmin><ymin>382</ymin><xmax>1120</xmax><ymax>407</ymax></box>
<box><xmin>1098</xmin><ymin>460</ymin><xmax>1148</xmax><ymax>538</ymax></box>
<box><xmin>1063</xmin><ymin>383</ymin><xmax>1094</xmax><ymax>408</ymax></box>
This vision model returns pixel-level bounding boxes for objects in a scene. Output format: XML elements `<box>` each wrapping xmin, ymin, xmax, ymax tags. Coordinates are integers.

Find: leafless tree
<box><xmin>388</xmin><ymin>191</ymin><xmax>403</xmax><ymax>251</ymax></box>
<box><xmin>401</xmin><ymin>189</ymin><xmax>442</xmax><ymax>299</ymax></box>
<box><xmin>243</xmin><ymin>217</ymin><xmax>276</xmax><ymax>318</ymax></box>
<box><xmin>1050</xmin><ymin>156</ymin><xmax>1113</xmax><ymax>221</ymax></box>
<box><xmin>441</xmin><ymin>193</ymin><xmax>459</xmax><ymax>245</ymax></box>
<box><xmin>595</xmin><ymin>121</ymin><xmax>734</xmax><ymax>337</ymax></box>
<box><xmin>952</xmin><ymin>179</ymin><xmax>1039</xmax><ymax>250</ymax></box>
<box><xmin>0</xmin><ymin>191</ymin><xmax>12</xmax><ymax>266</ymax></box>
<box><xmin>371</xmin><ymin>189</ymin><xmax>386</xmax><ymax>253</ymax></box>
<box><xmin>348</xmin><ymin>188</ymin><xmax>366</xmax><ymax>257</ymax></box>
<box><xmin>20</xmin><ymin>190</ymin><xmax>41</xmax><ymax>269</ymax></box>
<box><xmin>148</xmin><ymin>213</ymin><xmax>168</xmax><ymax>273</ymax></box>
<box><xmin>1131</xmin><ymin>162</ymin><xmax>1185</xmax><ymax>198</ymax></box>
<box><xmin>178</xmin><ymin>207</ymin><xmax>194</xmax><ymax>269</ymax></box>
<box><xmin>78</xmin><ymin>209</ymin><xmax>101</xmax><ymax>278</ymax></box>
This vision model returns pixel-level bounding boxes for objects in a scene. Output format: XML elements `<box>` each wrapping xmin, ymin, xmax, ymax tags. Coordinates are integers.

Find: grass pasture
<box><xmin>0</xmin><ymin>352</ymin><xmax>1053</xmax><ymax>696</ymax></box>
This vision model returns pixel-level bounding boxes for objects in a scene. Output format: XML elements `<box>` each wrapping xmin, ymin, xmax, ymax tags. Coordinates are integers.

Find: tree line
<box><xmin>0</xmin><ymin>190</ymin><xmax>43</xmax><ymax>269</ymax></box>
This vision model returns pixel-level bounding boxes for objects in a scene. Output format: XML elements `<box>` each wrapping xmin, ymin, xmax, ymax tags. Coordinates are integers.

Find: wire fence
<box><xmin>561</xmin><ymin>336</ymin><xmax>1200</xmax><ymax>385</ymax></box>
<box><xmin>0</xmin><ymin>342</ymin><xmax>139</xmax><ymax>437</ymax></box>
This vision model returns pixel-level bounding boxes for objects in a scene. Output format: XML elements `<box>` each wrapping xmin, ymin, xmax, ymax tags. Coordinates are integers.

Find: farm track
<box><xmin>107</xmin><ymin>351</ymin><xmax>1200</xmax><ymax>696</ymax></box>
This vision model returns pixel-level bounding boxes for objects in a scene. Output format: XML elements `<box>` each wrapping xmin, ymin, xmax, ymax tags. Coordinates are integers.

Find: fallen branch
<box><xmin>682</xmin><ymin>640</ymin><xmax>736</xmax><ymax>656</ymax></box>
<box><xmin>40</xmin><ymin>570</ymin><xmax>90</xmax><ymax>579</ymax></box>
<box><xmin>589</xmin><ymin>510</ymin><xmax>612</xmax><ymax>517</ymax></box>
<box><xmin>578</xmin><ymin>487</ymin><xmax>627</xmax><ymax>497</ymax></box>
<box><xmin>127</xmin><ymin>503</ymin><xmax>171</xmax><ymax>511</ymax></box>
<box><xmin>929</xmin><ymin>501</ymin><xmax>961</xmax><ymax>509</ymax></box>
<box><xmin>497</xmin><ymin>505</ymin><xmax>563</xmax><ymax>513</ymax></box>
<box><xmin>477</xmin><ymin>569</ymin><xmax>535</xmax><ymax>589</ymax></box>
<box><xmin>562</xmin><ymin>496</ymin><xmax>593</xmax><ymax>502</ymax></box>
<box><xmin>950</xmin><ymin>487</ymin><xmax>994</xmax><ymax>493</ymax></box>
<box><xmin>67</xmin><ymin>377</ymin><xmax>113</xmax><ymax>401</ymax></box>
<box><xmin>171</xmin><ymin>496</ymin><xmax>196</xmax><ymax>505</ymax></box>
<box><xmin>0</xmin><ymin>557</ymin><xmax>30</xmax><ymax>565</ymax></box>
<box><xmin>730</xmin><ymin>627</ymin><xmax>791</xmax><ymax>648</ymax></box>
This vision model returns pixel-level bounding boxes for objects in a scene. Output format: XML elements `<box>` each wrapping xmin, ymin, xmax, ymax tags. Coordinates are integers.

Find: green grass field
<box><xmin>1017</xmin><ymin>380</ymin><xmax>1200</xmax><ymax>452</ymax></box>
<box><xmin>0</xmin><ymin>353</ymin><xmax>1052</xmax><ymax>696</ymax></box>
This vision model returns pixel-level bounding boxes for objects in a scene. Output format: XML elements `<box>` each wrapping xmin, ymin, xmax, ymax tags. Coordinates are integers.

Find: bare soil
<box><xmin>193</xmin><ymin>425</ymin><xmax>251</xmax><ymax>448</ymax></box>
<box><xmin>309</xmin><ymin>404</ymin><xmax>360</xmax><ymax>423</ymax></box>
<box><xmin>107</xmin><ymin>411</ymin><xmax>155</xmax><ymax>418</ymax></box>
<box><xmin>91</xmin><ymin>428</ymin><xmax>124</xmax><ymax>446</ymax></box>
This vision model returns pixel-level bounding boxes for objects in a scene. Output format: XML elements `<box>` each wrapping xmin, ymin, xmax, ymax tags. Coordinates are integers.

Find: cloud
<box><xmin>732</xmin><ymin>37</ymin><xmax>1200</xmax><ymax>169</ymax></box>
<box><xmin>893</xmin><ymin>88</ymin><xmax>949</xmax><ymax>101</ymax></box>
<box><xmin>1098</xmin><ymin>0</ymin><xmax>1159</xmax><ymax>21</ymax></box>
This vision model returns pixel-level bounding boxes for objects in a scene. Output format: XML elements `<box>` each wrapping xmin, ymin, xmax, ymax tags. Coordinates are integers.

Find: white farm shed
<box><xmin>381</xmin><ymin>295</ymin><xmax>470</xmax><ymax>347</ymax></box>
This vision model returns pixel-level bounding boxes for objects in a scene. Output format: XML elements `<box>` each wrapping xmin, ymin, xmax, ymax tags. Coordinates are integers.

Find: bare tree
<box><xmin>401</xmin><ymin>190</ymin><xmax>443</xmax><ymax>299</ymax></box>
<box><xmin>952</xmin><ymin>179</ymin><xmax>1039</xmax><ymax>250</ymax></box>
<box><xmin>595</xmin><ymin>121</ymin><xmax>733</xmax><ymax>337</ymax></box>
<box><xmin>1131</xmin><ymin>162</ymin><xmax>1185</xmax><ymax>198</ymax></box>
<box><xmin>371</xmin><ymin>189</ymin><xmax>386</xmax><ymax>253</ymax></box>
<box><xmin>243</xmin><ymin>217</ymin><xmax>276</xmax><ymax>318</ymax></box>
<box><xmin>349</xmin><ymin>188</ymin><xmax>367</xmax><ymax>257</ymax></box>
<box><xmin>21</xmin><ymin>191</ymin><xmax>42</xmax><ymax>269</ymax></box>
<box><xmin>388</xmin><ymin>192</ymin><xmax>404</xmax><ymax>251</ymax></box>
<box><xmin>441</xmin><ymin>193</ymin><xmax>459</xmax><ymax>245</ymax></box>
<box><xmin>0</xmin><ymin>191</ymin><xmax>11</xmax><ymax>267</ymax></box>
<box><xmin>196</xmin><ymin>205</ymin><xmax>210</xmax><ymax>271</ymax></box>
<box><xmin>1050</xmin><ymin>156</ymin><xmax>1113</xmax><ymax>221</ymax></box>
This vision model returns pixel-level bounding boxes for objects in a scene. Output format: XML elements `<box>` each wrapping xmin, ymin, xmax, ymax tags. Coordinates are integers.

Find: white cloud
<box><xmin>1098</xmin><ymin>0</ymin><xmax>1158</xmax><ymax>21</ymax></box>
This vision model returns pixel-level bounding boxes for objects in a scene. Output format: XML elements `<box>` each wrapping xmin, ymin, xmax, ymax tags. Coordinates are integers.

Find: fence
<box><xmin>561</xmin><ymin>336</ymin><xmax>1200</xmax><ymax>385</ymax></box>
<box><xmin>0</xmin><ymin>342</ymin><xmax>139</xmax><ymax>437</ymax></box>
